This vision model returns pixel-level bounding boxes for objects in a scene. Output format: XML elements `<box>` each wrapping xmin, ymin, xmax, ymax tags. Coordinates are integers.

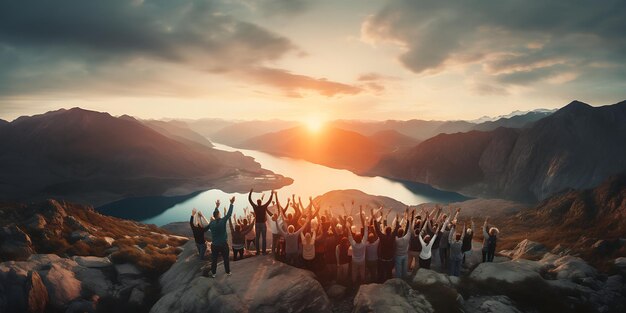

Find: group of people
<box><xmin>189</xmin><ymin>188</ymin><xmax>500</xmax><ymax>285</ymax></box>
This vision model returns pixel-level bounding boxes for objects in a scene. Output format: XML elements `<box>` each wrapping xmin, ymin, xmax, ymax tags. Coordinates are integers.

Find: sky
<box><xmin>1</xmin><ymin>0</ymin><xmax>625</xmax><ymax>122</ymax></box>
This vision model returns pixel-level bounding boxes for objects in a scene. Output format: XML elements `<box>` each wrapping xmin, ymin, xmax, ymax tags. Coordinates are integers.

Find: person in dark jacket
<box><xmin>461</xmin><ymin>219</ymin><xmax>474</xmax><ymax>264</ymax></box>
<box><xmin>190</xmin><ymin>208</ymin><xmax>211</xmax><ymax>260</ymax></box>
<box><xmin>372</xmin><ymin>209</ymin><xmax>400</xmax><ymax>282</ymax></box>
<box><xmin>229</xmin><ymin>215</ymin><xmax>255</xmax><ymax>261</ymax></box>
<box><xmin>482</xmin><ymin>217</ymin><xmax>499</xmax><ymax>262</ymax></box>
<box><xmin>249</xmin><ymin>189</ymin><xmax>275</xmax><ymax>255</ymax></box>
<box><xmin>206</xmin><ymin>197</ymin><xmax>235</xmax><ymax>278</ymax></box>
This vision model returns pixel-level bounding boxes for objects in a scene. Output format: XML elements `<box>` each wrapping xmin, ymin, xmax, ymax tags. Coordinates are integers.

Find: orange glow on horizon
<box><xmin>304</xmin><ymin>116</ymin><xmax>326</xmax><ymax>133</ymax></box>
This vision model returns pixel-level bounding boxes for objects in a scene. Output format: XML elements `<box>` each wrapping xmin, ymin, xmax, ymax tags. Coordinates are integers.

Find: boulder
<box><xmin>151</xmin><ymin>241</ymin><xmax>331</xmax><ymax>313</ymax></box>
<box><xmin>0</xmin><ymin>225</ymin><xmax>35</xmax><ymax>261</ymax></box>
<box><xmin>549</xmin><ymin>256</ymin><xmax>597</xmax><ymax>281</ymax></box>
<box><xmin>39</xmin><ymin>263</ymin><xmax>82</xmax><ymax>310</ymax></box>
<box><xmin>353</xmin><ymin>279</ymin><xmax>434</xmax><ymax>313</ymax></box>
<box><xmin>72</xmin><ymin>256</ymin><xmax>112</xmax><ymax>268</ymax></box>
<box><xmin>25</xmin><ymin>214</ymin><xmax>47</xmax><ymax>232</ymax></box>
<box><xmin>65</xmin><ymin>215</ymin><xmax>90</xmax><ymax>232</ymax></box>
<box><xmin>614</xmin><ymin>257</ymin><xmax>626</xmax><ymax>273</ymax></box>
<box><xmin>69</xmin><ymin>230</ymin><xmax>95</xmax><ymax>242</ymax></box>
<box><xmin>550</xmin><ymin>244</ymin><xmax>571</xmax><ymax>256</ymax></box>
<box><xmin>325</xmin><ymin>284</ymin><xmax>346</xmax><ymax>299</ymax></box>
<box><xmin>499</xmin><ymin>239</ymin><xmax>548</xmax><ymax>261</ymax></box>
<box><xmin>463</xmin><ymin>295</ymin><xmax>522</xmax><ymax>313</ymax></box>
<box><xmin>115</xmin><ymin>263</ymin><xmax>142</xmax><ymax>278</ymax></box>
<box><xmin>0</xmin><ymin>269</ymin><xmax>49</xmax><ymax>313</ymax></box>
<box><xmin>469</xmin><ymin>260</ymin><xmax>544</xmax><ymax>284</ymax></box>
<box><xmin>413</xmin><ymin>268</ymin><xmax>457</xmax><ymax>287</ymax></box>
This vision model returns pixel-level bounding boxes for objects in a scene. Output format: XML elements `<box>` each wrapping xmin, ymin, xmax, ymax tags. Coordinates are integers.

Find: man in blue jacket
<box><xmin>206</xmin><ymin>196</ymin><xmax>235</xmax><ymax>278</ymax></box>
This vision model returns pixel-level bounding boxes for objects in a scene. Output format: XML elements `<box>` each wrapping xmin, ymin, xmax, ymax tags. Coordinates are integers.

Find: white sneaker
<box><xmin>226</xmin><ymin>272</ymin><xmax>232</xmax><ymax>276</ymax></box>
<box><xmin>210</xmin><ymin>273</ymin><xmax>216</xmax><ymax>278</ymax></box>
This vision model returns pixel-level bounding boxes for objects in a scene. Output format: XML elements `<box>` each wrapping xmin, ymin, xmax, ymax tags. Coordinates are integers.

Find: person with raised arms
<box><xmin>249</xmin><ymin>188</ymin><xmax>275</xmax><ymax>255</ymax></box>
<box><xmin>205</xmin><ymin>197</ymin><xmax>236</xmax><ymax>278</ymax></box>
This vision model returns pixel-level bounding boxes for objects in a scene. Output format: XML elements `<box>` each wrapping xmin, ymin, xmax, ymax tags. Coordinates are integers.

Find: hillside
<box><xmin>207</xmin><ymin>120</ymin><xmax>299</xmax><ymax>146</ymax></box>
<box><xmin>0</xmin><ymin>108</ymin><xmax>290</xmax><ymax>205</ymax></box>
<box><xmin>141</xmin><ymin>119</ymin><xmax>214</xmax><ymax>148</ymax></box>
<box><xmin>241</xmin><ymin>126</ymin><xmax>384</xmax><ymax>173</ymax></box>
<box><xmin>472</xmin><ymin>110</ymin><xmax>553</xmax><ymax>131</ymax></box>
<box><xmin>368</xmin><ymin>130</ymin><xmax>421</xmax><ymax>151</ymax></box>
<box><xmin>372</xmin><ymin>100</ymin><xmax>626</xmax><ymax>201</ymax></box>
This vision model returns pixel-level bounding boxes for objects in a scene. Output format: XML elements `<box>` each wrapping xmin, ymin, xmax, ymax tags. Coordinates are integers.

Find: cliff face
<box><xmin>372</xmin><ymin>100</ymin><xmax>626</xmax><ymax>202</ymax></box>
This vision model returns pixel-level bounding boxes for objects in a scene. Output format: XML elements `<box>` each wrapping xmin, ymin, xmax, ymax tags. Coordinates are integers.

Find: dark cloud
<box><xmin>0</xmin><ymin>0</ymin><xmax>358</xmax><ymax>98</ymax></box>
<box><xmin>363</xmin><ymin>0</ymin><xmax>626</xmax><ymax>90</ymax></box>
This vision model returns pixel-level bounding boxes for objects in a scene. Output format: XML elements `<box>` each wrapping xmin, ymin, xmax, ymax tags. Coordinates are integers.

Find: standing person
<box><xmin>190</xmin><ymin>208</ymin><xmax>210</xmax><ymax>260</ymax></box>
<box><xmin>324</xmin><ymin>226</ymin><xmax>339</xmax><ymax>282</ymax></box>
<box><xmin>249</xmin><ymin>188</ymin><xmax>275</xmax><ymax>255</ymax></box>
<box><xmin>373</xmin><ymin>209</ymin><xmax>401</xmax><ymax>282</ymax></box>
<box><xmin>229</xmin><ymin>214</ymin><xmax>255</xmax><ymax>261</ymax></box>
<box><xmin>276</xmin><ymin>214</ymin><xmax>310</xmax><ymax>266</ymax></box>
<box><xmin>462</xmin><ymin>219</ymin><xmax>474</xmax><ymax>264</ymax></box>
<box><xmin>395</xmin><ymin>209</ymin><xmax>414</xmax><ymax>278</ymax></box>
<box><xmin>439</xmin><ymin>208</ymin><xmax>460</xmax><ymax>272</ymax></box>
<box><xmin>365</xmin><ymin>232</ymin><xmax>380</xmax><ymax>283</ymax></box>
<box><xmin>301</xmin><ymin>229</ymin><xmax>317</xmax><ymax>270</ymax></box>
<box><xmin>448</xmin><ymin>223</ymin><xmax>465</xmax><ymax>277</ymax></box>
<box><xmin>206</xmin><ymin>197</ymin><xmax>235</xmax><ymax>278</ymax></box>
<box><xmin>347</xmin><ymin>208</ymin><xmax>368</xmax><ymax>285</ymax></box>
<box><xmin>482</xmin><ymin>217</ymin><xmax>499</xmax><ymax>262</ymax></box>
<box><xmin>271</xmin><ymin>197</ymin><xmax>290</xmax><ymax>257</ymax></box>
<box><xmin>335</xmin><ymin>237</ymin><xmax>351</xmax><ymax>284</ymax></box>
<box><xmin>419</xmin><ymin>216</ymin><xmax>449</xmax><ymax>270</ymax></box>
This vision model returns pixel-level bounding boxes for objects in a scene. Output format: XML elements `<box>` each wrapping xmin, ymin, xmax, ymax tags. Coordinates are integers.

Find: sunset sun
<box><xmin>304</xmin><ymin>116</ymin><xmax>325</xmax><ymax>133</ymax></box>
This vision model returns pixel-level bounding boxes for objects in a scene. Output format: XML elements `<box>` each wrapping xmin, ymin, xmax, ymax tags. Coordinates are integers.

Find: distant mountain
<box><xmin>368</xmin><ymin>130</ymin><xmax>421</xmax><ymax>151</ymax></box>
<box><xmin>141</xmin><ymin>119</ymin><xmax>214</xmax><ymax>148</ymax></box>
<box><xmin>472</xmin><ymin>110</ymin><xmax>554</xmax><ymax>131</ymax></box>
<box><xmin>241</xmin><ymin>126</ymin><xmax>383</xmax><ymax>173</ymax></box>
<box><xmin>0</xmin><ymin>108</ymin><xmax>289</xmax><ymax>205</ymax></box>
<box><xmin>182</xmin><ymin>118</ymin><xmax>236</xmax><ymax>139</ymax></box>
<box><xmin>208</xmin><ymin>120</ymin><xmax>300</xmax><ymax>146</ymax></box>
<box><xmin>372</xmin><ymin>100</ymin><xmax>626</xmax><ymax>202</ymax></box>
<box><xmin>330</xmin><ymin>119</ymin><xmax>446</xmax><ymax>140</ymax></box>
<box><xmin>470</xmin><ymin>109</ymin><xmax>555</xmax><ymax>123</ymax></box>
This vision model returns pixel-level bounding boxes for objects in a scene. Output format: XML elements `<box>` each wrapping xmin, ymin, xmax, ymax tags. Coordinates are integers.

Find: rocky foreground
<box><xmin>1</xmin><ymin>199</ymin><xmax>625</xmax><ymax>313</ymax></box>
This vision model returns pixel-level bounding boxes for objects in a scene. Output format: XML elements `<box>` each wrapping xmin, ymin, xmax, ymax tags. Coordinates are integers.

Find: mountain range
<box><xmin>372</xmin><ymin>100</ymin><xmax>626</xmax><ymax>202</ymax></box>
<box><xmin>0</xmin><ymin>108</ymin><xmax>289</xmax><ymax>205</ymax></box>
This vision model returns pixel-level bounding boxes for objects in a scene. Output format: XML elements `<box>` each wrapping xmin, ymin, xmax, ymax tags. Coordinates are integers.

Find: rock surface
<box><xmin>499</xmin><ymin>239</ymin><xmax>548</xmax><ymax>261</ymax></box>
<box><xmin>353</xmin><ymin>279</ymin><xmax>434</xmax><ymax>313</ymax></box>
<box><xmin>463</xmin><ymin>296</ymin><xmax>522</xmax><ymax>313</ymax></box>
<box><xmin>151</xmin><ymin>241</ymin><xmax>331</xmax><ymax>313</ymax></box>
<box><xmin>469</xmin><ymin>259</ymin><xmax>544</xmax><ymax>284</ymax></box>
<box><xmin>0</xmin><ymin>224</ymin><xmax>35</xmax><ymax>261</ymax></box>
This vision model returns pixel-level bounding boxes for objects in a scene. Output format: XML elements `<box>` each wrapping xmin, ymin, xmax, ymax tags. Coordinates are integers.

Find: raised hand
<box><xmin>215</xmin><ymin>199</ymin><xmax>220</xmax><ymax>207</ymax></box>
<box><xmin>230</xmin><ymin>196</ymin><xmax>236</xmax><ymax>204</ymax></box>
<box><xmin>192</xmin><ymin>208</ymin><xmax>197</xmax><ymax>215</ymax></box>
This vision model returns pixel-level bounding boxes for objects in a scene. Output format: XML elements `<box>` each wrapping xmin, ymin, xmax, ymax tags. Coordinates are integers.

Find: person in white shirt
<box><xmin>347</xmin><ymin>208</ymin><xmax>368</xmax><ymax>285</ymax></box>
<box><xmin>419</xmin><ymin>215</ymin><xmax>450</xmax><ymax>269</ymax></box>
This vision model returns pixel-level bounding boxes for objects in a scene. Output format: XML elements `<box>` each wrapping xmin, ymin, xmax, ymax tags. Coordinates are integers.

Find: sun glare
<box><xmin>304</xmin><ymin>116</ymin><xmax>325</xmax><ymax>133</ymax></box>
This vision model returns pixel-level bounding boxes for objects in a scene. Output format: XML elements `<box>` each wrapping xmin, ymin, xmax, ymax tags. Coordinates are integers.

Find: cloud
<box><xmin>362</xmin><ymin>0</ymin><xmax>626</xmax><ymax>90</ymax></box>
<box><xmin>246</xmin><ymin>67</ymin><xmax>362</xmax><ymax>97</ymax></box>
<box><xmin>240</xmin><ymin>0</ymin><xmax>311</xmax><ymax>17</ymax></box>
<box><xmin>0</xmin><ymin>0</ymin><xmax>356</xmax><ymax>98</ymax></box>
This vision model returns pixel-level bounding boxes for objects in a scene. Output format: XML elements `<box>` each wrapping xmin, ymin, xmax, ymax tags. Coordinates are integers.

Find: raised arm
<box><xmin>483</xmin><ymin>217</ymin><xmax>489</xmax><ymax>238</ymax></box>
<box><xmin>248</xmin><ymin>189</ymin><xmax>255</xmax><ymax>207</ymax></box>
<box><xmin>224</xmin><ymin>197</ymin><xmax>235</xmax><ymax>220</ymax></box>
<box><xmin>228</xmin><ymin>217</ymin><xmax>235</xmax><ymax>233</ymax></box>
<box><xmin>263</xmin><ymin>190</ymin><xmax>274</xmax><ymax>207</ymax></box>
<box><xmin>275</xmin><ymin>218</ymin><xmax>287</xmax><ymax>236</ymax></box>
<box><xmin>449</xmin><ymin>225</ymin><xmax>455</xmax><ymax>244</ymax></box>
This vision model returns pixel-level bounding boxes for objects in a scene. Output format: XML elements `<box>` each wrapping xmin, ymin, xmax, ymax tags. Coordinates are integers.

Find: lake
<box><xmin>98</xmin><ymin>143</ymin><xmax>469</xmax><ymax>226</ymax></box>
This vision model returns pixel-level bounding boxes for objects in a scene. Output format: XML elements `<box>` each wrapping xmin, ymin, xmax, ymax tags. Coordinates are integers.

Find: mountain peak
<box><xmin>562</xmin><ymin>100</ymin><xmax>592</xmax><ymax>111</ymax></box>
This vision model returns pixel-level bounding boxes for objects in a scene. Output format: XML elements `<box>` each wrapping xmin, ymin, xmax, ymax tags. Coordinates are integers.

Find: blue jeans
<box><xmin>196</xmin><ymin>243</ymin><xmax>207</xmax><ymax>260</ymax></box>
<box><xmin>395</xmin><ymin>255</ymin><xmax>408</xmax><ymax>278</ymax></box>
<box><xmin>255</xmin><ymin>222</ymin><xmax>267</xmax><ymax>254</ymax></box>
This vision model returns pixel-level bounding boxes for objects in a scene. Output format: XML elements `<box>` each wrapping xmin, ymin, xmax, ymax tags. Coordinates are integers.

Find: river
<box><xmin>98</xmin><ymin>143</ymin><xmax>469</xmax><ymax>226</ymax></box>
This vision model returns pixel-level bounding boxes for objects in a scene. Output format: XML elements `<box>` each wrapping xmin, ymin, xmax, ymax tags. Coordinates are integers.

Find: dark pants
<box><xmin>419</xmin><ymin>257</ymin><xmax>432</xmax><ymax>269</ymax></box>
<box><xmin>256</xmin><ymin>223</ymin><xmax>267</xmax><ymax>254</ymax></box>
<box><xmin>439</xmin><ymin>247</ymin><xmax>449</xmax><ymax>270</ymax></box>
<box><xmin>449</xmin><ymin>258</ymin><xmax>461</xmax><ymax>276</ymax></box>
<box><xmin>482</xmin><ymin>246</ymin><xmax>496</xmax><ymax>262</ymax></box>
<box><xmin>233</xmin><ymin>247</ymin><xmax>244</xmax><ymax>261</ymax></box>
<box><xmin>196</xmin><ymin>242</ymin><xmax>207</xmax><ymax>260</ymax></box>
<box><xmin>211</xmin><ymin>243</ymin><xmax>230</xmax><ymax>274</ymax></box>
<box><xmin>380</xmin><ymin>259</ymin><xmax>394</xmax><ymax>282</ymax></box>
